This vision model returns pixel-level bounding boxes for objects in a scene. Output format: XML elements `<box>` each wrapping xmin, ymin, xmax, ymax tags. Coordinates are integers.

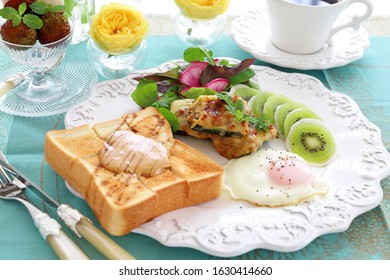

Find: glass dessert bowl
<box><xmin>0</xmin><ymin>17</ymin><xmax>73</xmax><ymax>101</ymax></box>
<box><xmin>0</xmin><ymin>17</ymin><xmax>97</xmax><ymax>117</ymax></box>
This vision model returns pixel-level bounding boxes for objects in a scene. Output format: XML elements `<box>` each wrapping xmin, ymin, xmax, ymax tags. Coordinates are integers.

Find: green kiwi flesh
<box><xmin>262</xmin><ymin>94</ymin><xmax>292</xmax><ymax>125</ymax></box>
<box><xmin>284</xmin><ymin>108</ymin><xmax>322</xmax><ymax>137</ymax></box>
<box><xmin>274</xmin><ymin>102</ymin><xmax>308</xmax><ymax>137</ymax></box>
<box><xmin>250</xmin><ymin>91</ymin><xmax>274</xmax><ymax>118</ymax></box>
<box><xmin>233</xmin><ymin>86</ymin><xmax>261</xmax><ymax>101</ymax></box>
<box><xmin>286</xmin><ymin>118</ymin><xmax>336</xmax><ymax>166</ymax></box>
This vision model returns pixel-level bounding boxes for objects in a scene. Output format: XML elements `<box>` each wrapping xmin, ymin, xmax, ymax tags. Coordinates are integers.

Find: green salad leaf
<box><xmin>156</xmin><ymin>108</ymin><xmax>180</xmax><ymax>133</ymax></box>
<box><xmin>152</xmin><ymin>91</ymin><xmax>180</xmax><ymax>109</ymax></box>
<box><xmin>184</xmin><ymin>47</ymin><xmax>215</xmax><ymax>65</ymax></box>
<box><xmin>180</xmin><ymin>87</ymin><xmax>217</xmax><ymax>99</ymax></box>
<box><xmin>131</xmin><ymin>79</ymin><xmax>159</xmax><ymax>108</ymax></box>
<box><xmin>229</xmin><ymin>68</ymin><xmax>256</xmax><ymax>86</ymax></box>
<box><xmin>199</xmin><ymin>58</ymin><xmax>255</xmax><ymax>86</ymax></box>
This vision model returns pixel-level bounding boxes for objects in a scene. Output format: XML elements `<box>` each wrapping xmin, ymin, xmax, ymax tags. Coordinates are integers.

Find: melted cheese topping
<box><xmin>100</xmin><ymin>130</ymin><xmax>170</xmax><ymax>177</ymax></box>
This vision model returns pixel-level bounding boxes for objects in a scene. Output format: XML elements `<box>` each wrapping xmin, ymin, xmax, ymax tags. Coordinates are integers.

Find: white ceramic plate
<box><xmin>230</xmin><ymin>9</ymin><xmax>370</xmax><ymax>70</ymax></box>
<box><xmin>65</xmin><ymin>60</ymin><xmax>390</xmax><ymax>257</ymax></box>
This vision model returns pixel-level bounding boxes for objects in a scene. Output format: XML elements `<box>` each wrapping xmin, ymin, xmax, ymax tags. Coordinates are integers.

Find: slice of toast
<box><xmin>45</xmin><ymin>108</ymin><xmax>223</xmax><ymax>236</ymax></box>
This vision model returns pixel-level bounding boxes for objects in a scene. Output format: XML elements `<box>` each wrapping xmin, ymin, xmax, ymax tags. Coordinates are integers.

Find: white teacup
<box><xmin>266</xmin><ymin>0</ymin><xmax>373</xmax><ymax>54</ymax></box>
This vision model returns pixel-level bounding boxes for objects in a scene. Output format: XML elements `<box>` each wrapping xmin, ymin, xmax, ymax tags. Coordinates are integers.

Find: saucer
<box><xmin>0</xmin><ymin>56</ymin><xmax>98</xmax><ymax>117</ymax></box>
<box><xmin>230</xmin><ymin>9</ymin><xmax>370</xmax><ymax>70</ymax></box>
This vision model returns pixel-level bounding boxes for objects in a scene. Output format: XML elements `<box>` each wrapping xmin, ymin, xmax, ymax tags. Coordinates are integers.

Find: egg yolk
<box><xmin>268</xmin><ymin>155</ymin><xmax>313</xmax><ymax>186</ymax></box>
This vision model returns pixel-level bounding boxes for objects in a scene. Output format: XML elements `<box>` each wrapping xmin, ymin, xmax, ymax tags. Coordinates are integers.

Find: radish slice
<box><xmin>191</xmin><ymin>61</ymin><xmax>209</xmax><ymax>68</ymax></box>
<box><xmin>179</xmin><ymin>62</ymin><xmax>208</xmax><ymax>87</ymax></box>
<box><xmin>205</xmin><ymin>78</ymin><xmax>229</xmax><ymax>92</ymax></box>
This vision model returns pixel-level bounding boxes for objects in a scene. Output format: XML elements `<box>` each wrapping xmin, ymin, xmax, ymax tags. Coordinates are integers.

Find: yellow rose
<box><xmin>89</xmin><ymin>3</ymin><xmax>149</xmax><ymax>54</ymax></box>
<box><xmin>174</xmin><ymin>0</ymin><xmax>230</xmax><ymax>20</ymax></box>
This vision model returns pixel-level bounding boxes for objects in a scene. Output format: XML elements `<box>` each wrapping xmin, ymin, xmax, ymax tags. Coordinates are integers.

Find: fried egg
<box><xmin>223</xmin><ymin>148</ymin><xmax>328</xmax><ymax>207</ymax></box>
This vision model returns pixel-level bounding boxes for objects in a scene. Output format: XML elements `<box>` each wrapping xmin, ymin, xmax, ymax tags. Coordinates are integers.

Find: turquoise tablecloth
<box><xmin>0</xmin><ymin>36</ymin><xmax>389</xmax><ymax>260</ymax></box>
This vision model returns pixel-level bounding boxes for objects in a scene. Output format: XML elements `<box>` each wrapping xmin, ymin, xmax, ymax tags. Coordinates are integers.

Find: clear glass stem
<box><xmin>15</xmin><ymin>72</ymin><xmax>67</xmax><ymax>103</ymax></box>
<box><xmin>31</xmin><ymin>71</ymin><xmax>47</xmax><ymax>87</ymax></box>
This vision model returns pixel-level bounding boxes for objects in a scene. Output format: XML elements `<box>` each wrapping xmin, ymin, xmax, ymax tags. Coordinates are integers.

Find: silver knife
<box><xmin>0</xmin><ymin>151</ymin><xmax>135</xmax><ymax>260</ymax></box>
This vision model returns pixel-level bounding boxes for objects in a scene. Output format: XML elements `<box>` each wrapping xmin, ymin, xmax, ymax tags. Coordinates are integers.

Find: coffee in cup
<box><xmin>266</xmin><ymin>0</ymin><xmax>373</xmax><ymax>54</ymax></box>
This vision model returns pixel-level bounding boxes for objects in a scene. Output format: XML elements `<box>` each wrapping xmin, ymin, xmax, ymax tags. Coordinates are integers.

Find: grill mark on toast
<box><xmin>45</xmin><ymin>107</ymin><xmax>223</xmax><ymax>235</ymax></box>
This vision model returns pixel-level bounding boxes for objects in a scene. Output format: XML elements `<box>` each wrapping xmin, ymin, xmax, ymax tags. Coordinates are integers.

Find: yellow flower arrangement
<box><xmin>89</xmin><ymin>2</ymin><xmax>148</xmax><ymax>54</ymax></box>
<box><xmin>174</xmin><ymin>0</ymin><xmax>230</xmax><ymax>20</ymax></box>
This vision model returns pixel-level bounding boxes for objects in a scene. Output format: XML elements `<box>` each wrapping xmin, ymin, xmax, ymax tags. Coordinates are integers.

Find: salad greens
<box><xmin>131</xmin><ymin>47</ymin><xmax>268</xmax><ymax>132</ymax></box>
<box><xmin>183</xmin><ymin>47</ymin><xmax>215</xmax><ymax>65</ymax></box>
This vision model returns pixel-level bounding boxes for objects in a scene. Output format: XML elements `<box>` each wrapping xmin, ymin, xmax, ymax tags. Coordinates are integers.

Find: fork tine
<box><xmin>0</xmin><ymin>173</ymin><xmax>4</xmax><ymax>187</ymax></box>
<box><xmin>0</xmin><ymin>150</ymin><xmax>8</xmax><ymax>163</ymax></box>
<box><xmin>0</xmin><ymin>165</ymin><xmax>13</xmax><ymax>184</ymax></box>
<box><xmin>0</xmin><ymin>158</ymin><xmax>30</xmax><ymax>187</ymax></box>
<box><xmin>0</xmin><ymin>165</ymin><xmax>26</xmax><ymax>200</ymax></box>
<box><xmin>0</xmin><ymin>165</ymin><xmax>9</xmax><ymax>187</ymax></box>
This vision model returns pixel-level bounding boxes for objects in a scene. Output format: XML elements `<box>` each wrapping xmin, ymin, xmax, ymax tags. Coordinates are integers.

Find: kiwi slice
<box><xmin>262</xmin><ymin>94</ymin><xmax>291</xmax><ymax>125</ymax></box>
<box><xmin>249</xmin><ymin>91</ymin><xmax>274</xmax><ymax>118</ymax></box>
<box><xmin>284</xmin><ymin>108</ymin><xmax>322</xmax><ymax>137</ymax></box>
<box><xmin>285</xmin><ymin>118</ymin><xmax>337</xmax><ymax>166</ymax></box>
<box><xmin>274</xmin><ymin>102</ymin><xmax>308</xmax><ymax>137</ymax></box>
<box><xmin>230</xmin><ymin>84</ymin><xmax>261</xmax><ymax>101</ymax></box>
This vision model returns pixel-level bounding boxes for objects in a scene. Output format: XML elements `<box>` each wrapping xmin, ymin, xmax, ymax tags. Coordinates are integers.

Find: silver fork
<box><xmin>0</xmin><ymin>165</ymin><xmax>90</xmax><ymax>260</ymax></box>
<box><xmin>0</xmin><ymin>151</ymin><xmax>135</xmax><ymax>260</ymax></box>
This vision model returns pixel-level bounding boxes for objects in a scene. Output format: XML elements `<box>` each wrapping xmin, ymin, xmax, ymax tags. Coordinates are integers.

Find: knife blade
<box><xmin>0</xmin><ymin>151</ymin><xmax>135</xmax><ymax>260</ymax></box>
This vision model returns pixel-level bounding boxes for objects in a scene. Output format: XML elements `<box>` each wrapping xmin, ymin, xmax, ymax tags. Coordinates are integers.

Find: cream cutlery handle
<box><xmin>0</xmin><ymin>81</ymin><xmax>15</xmax><ymax>97</ymax></box>
<box><xmin>0</xmin><ymin>73</ymin><xmax>26</xmax><ymax>97</ymax></box>
<box><xmin>31</xmin><ymin>209</ymin><xmax>89</xmax><ymax>260</ymax></box>
<box><xmin>46</xmin><ymin>230</ymin><xmax>90</xmax><ymax>260</ymax></box>
<box><xmin>76</xmin><ymin>218</ymin><xmax>135</xmax><ymax>260</ymax></box>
